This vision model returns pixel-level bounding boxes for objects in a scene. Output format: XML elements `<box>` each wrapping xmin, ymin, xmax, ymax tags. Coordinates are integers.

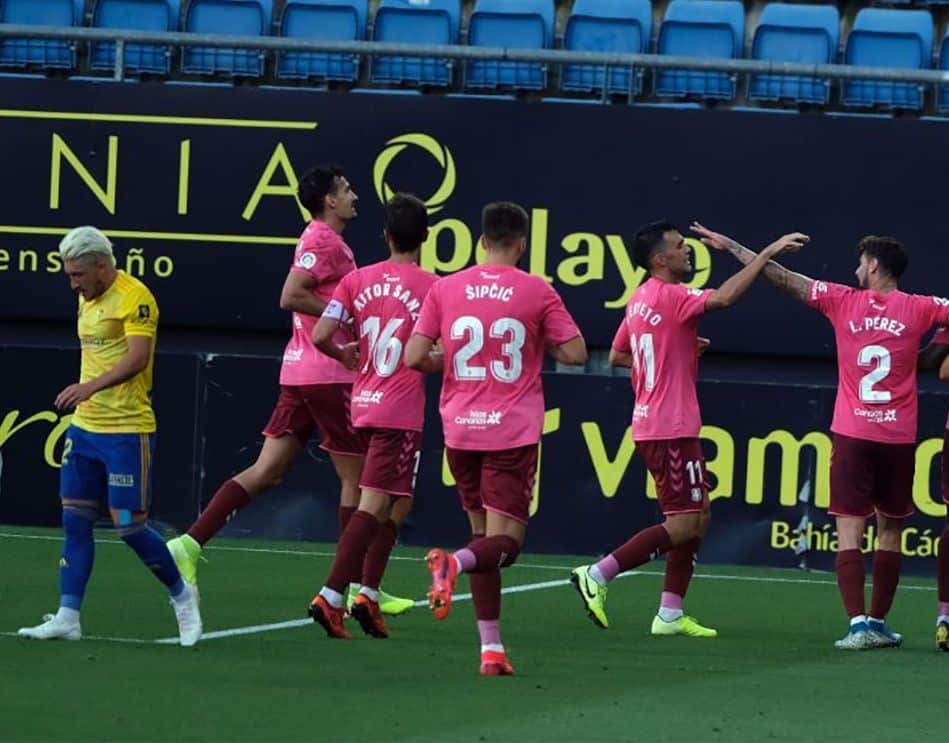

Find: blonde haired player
<box><xmin>17</xmin><ymin>226</ymin><xmax>201</xmax><ymax>646</ymax></box>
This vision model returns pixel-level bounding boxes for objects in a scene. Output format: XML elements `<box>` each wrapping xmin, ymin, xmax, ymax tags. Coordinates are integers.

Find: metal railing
<box><xmin>2</xmin><ymin>23</ymin><xmax>948</xmax><ymax>87</ymax></box>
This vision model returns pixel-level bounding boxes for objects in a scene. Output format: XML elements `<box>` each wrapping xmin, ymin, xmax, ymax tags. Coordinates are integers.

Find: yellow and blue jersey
<box><xmin>72</xmin><ymin>270</ymin><xmax>158</xmax><ymax>434</ymax></box>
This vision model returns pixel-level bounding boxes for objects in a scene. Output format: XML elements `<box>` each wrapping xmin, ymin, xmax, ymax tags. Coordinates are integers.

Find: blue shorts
<box><xmin>59</xmin><ymin>425</ymin><xmax>155</xmax><ymax>513</ymax></box>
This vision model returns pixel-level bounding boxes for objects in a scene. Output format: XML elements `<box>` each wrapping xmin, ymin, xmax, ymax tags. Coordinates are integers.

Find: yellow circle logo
<box><xmin>373</xmin><ymin>133</ymin><xmax>456</xmax><ymax>215</ymax></box>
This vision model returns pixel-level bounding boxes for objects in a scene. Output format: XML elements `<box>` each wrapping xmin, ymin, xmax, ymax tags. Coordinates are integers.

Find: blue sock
<box><xmin>119</xmin><ymin>523</ymin><xmax>185</xmax><ymax>598</ymax></box>
<box><xmin>60</xmin><ymin>506</ymin><xmax>97</xmax><ymax>611</ymax></box>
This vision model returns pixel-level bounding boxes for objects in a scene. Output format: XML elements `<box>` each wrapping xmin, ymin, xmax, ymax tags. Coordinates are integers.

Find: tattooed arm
<box><xmin>691</xmin><ymin>222</ymin><xmax>815</xmax><ymax>305</ymax></box>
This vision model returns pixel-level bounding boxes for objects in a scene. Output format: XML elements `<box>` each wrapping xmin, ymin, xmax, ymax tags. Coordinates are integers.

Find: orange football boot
<box><xmin>308</xmin><ymin>594</ymin><xmax>351</xmax><ymax>639</ymax></box>
<box><xmin>425</xmin><ymin>548</ymin><xmax>458</xmax><ymax>620</ymax></box>
<box><xmin>351</xmin><ymin>593</ymin><xmax>389</xmax><ymax>638</ymax></box>
<box><xmin>480</xmin><ymin>649</ymin><xmax>515</xmax><ymax>676</ymax></box>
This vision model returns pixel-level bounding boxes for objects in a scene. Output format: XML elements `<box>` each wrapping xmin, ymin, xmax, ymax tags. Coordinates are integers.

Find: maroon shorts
<box><xmin>942</xmin><ymin>428</ymin><xmax>949</xmax><ymax>506</ymax></box>
<box><xmin>358</xmin><ymin>428</ymin><xmax>422</xmax><ymax>497</ymax></box>
<box><xmin>829</xmin><ymin>433</ymin><xmax>915</xmax><ymax>519</ymax></box>
<box><xmin>636</xmin><ymin>437</ymin><xmax>709</xmax><ymax>515</ymax></box>
<box><xmin>446</xmin><ymin>444</ymin><xmax>539</xmax><ymax>525</ymax></box>
<box><xmin>262</xmin><ymin>384</ymin><xmax>366</xmax><ymax>456</ymax></box>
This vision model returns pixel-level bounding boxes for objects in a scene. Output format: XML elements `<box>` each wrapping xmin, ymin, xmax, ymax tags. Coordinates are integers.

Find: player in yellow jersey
<box><xmin>17</xmin><ymin>226</ymin><xmax>202</xmax><ymax>646</ymax></box>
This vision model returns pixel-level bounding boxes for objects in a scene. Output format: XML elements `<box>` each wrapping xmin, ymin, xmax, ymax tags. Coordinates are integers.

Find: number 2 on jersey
<box><xmin>857</xmin><ymin>344</ymin><xmax>891</xmax><ymax>403</ymax></box>
<box><xmin>451</xmin><ymin>315</ymin><xmax>525</xmax><ymax>383</ymax></box>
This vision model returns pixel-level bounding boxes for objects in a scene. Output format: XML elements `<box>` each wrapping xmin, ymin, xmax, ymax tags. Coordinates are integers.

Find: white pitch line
<box><xmin>4</xmin><ymin>576</ymin><xmax>586</xmax><ymax>646</ymax></box>
<box><xmin>153</xmin><ymin>578</ymin><xmax>580</xmax><ymax>643</ymax></box>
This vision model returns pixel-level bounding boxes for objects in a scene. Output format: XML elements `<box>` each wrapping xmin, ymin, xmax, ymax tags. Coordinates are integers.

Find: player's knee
<box><xmin>498</xmin><ymin>536</ymin><xmax>521</xmax><ymax>568</ymax></box>
<box><xmin>389</xmin><ymin>496</ymin><xmax>412</xmax><ymax>525</ymax></box>
<box><xmin>876</xmin><ymin>523</ymin><xmax>902</xmax><ymax>551</ymax></box>
<box><xmin>62</xmin><ymin>505</ymin><xmax>97</xmax><ymax>533</ymax></box>
<box><xmin>247</xmin><ymin>462</ymin><xmax>285</xmax><ymax>491</ymax></box>
<box><xmin>116</xmin><ymin>521</ymin><xmax>147</xmax><ymax>541</ymax></box>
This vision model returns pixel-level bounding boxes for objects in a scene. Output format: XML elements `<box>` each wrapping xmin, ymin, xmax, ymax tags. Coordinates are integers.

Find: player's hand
<box><xmin>55</xmin><ymin>382</ymin><xmax>94</xmax><ymax>411</ymax></box>
<box><xmin>428</xmin><ymin>347</ymin><xmax>445</xmax><ymax>373</ymax></box>
<box><xmin>338</xmin><ymin>342</ymin><xmax>360</xmax><ymax>371</ymax></box>
<box><xmin>690</xmin><ymin>222</ymin><xmax>739</xmax><ymax>252</ymax></box>
<box><xmin>697</xmin><ymin>337</ymin><xmax>711</xmax><ymax>357</ymax></box>
<box><xmin>763</xmin><ymin>232</ymin><xmax>810</xmax><ymax>258</ymax></box>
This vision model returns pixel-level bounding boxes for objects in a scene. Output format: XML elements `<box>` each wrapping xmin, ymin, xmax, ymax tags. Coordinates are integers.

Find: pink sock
<box><xmin>453</xmin><ymin>548</ymin><xmax>477</xmax><ymax>573</ymax></box>
<box><xmin>594</xmin><ymin>554</ymin><xmax>621</xmax><ymax>583</ymax></box>
<box><xmin>660</xmin><ymin>591</ymin><xmax>683</xmax><ymax>611</ymax></box>
<box><xmin>477</xmin><ymin>619</ymin><xmax>502</xmax><ymax>647</ymax></box>
<box><xmin>939</xmin><ymin>601</ymin><xmax>949</xmax><ymax>616</ymax></box>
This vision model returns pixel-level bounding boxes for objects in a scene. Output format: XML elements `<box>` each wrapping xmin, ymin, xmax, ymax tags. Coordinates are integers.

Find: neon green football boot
<box><xmin>167</xmin><ymin>534</ymin><xmax>202</xmax><ymax>586</ymax></box>
<box><xmin>570</xmin><ymin>565</ymin><xmax>609</xmax><ymax>629</ymax></box>
<box><xmin>346</xmin><ymin>586</ymin><xmax>414</xmax><ymax>616</ymax></box>
<box><xmin>651</xmin><ymin>614</ymin><xmax>718</xmax><ymax>638</ymax></box>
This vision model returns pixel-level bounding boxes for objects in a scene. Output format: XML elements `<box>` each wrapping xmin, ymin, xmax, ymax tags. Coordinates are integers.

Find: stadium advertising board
<box><xmin>2</xmin><ymin>347</ymin><xmax>946</xmax><ymax>575</ymax></box>
<box><xmin>2</xmin><ymin>78</ymin><xmax>948</xmax><ymax>353</ymax></box>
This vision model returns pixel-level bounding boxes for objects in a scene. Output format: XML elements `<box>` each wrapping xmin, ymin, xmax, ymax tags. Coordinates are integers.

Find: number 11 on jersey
<box><xmin>630</xmin><ymin>333</ymin><xmax>656</xmax><ymax>391</ymax></box>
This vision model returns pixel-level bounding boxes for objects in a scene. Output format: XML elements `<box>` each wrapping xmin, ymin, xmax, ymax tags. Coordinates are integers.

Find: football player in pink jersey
<box><xmin>694</xmin><ymin>226</ymin><xmax>949</xmax><ymax>649</ymax></box>
<box><xmin>167</xmin><ymin>166</ymin><xmax>412</xmax><ymax>616</ymax></box>
<box><xmin>405</xmin><ymin>202</ymin><xmax>587</xmax><ymax>676</ymax></box>
<box><xmin>308</xmin><ymin>193</ymin><xmax>438</xmax><ymax>639</ymax></box>
<box><xmin>571</xmin><ymin>221</ymin><xmax>807</xmax><ymax>639</ymax></box>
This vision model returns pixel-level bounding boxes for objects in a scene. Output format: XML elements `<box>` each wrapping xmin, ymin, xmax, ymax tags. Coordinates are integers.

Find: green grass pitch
<box><xmin>1</xmin><ymin>526</ymin><xmax>946</xmax><ymax>742</ymax></box>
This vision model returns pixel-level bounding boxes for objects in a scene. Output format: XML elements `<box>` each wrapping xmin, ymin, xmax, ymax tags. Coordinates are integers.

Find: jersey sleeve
<box><xmin>290</xmin><ymin>234</ymin><xmax>336</xmax><ymax>284</ymax></box>
<box><xmin>671</xmin><ymin>285</ymin><xmax>713</xmax><ymax>324</ymax></box>
<box><xmin>611</xmin><ymin>315</ymin><xmax>631</xmax><ymax>353</ymax></box>
<box><xmin>922</xmin><ymin>295</ymin><xmax>949</xmax><ymax>331</ymax></box>
<box><xmin>121</xmin><ymin>285</ymin><xmax>159</xmax><ymax>338</ymax></box>
<box><xmin>805</xmin><ymin>280</ymin><xmax>851</xmax><ymax>318</ymax></box>
<box><xmin>412</xmin><ymin>283</ymin><xmax>442</xmax><ymax>340</ymax></box>
<box><xmin>933</xmin><ymin>325</ymin><xmax>949</xmax><ymax>346</ymax></box>
<box><xmin>322</xmin><ymin>273</ymin><xmax>354</xmax><ymax>324</ymax></box>
<box><xmin>541</xmin><ymin>284</ymin><xmax>582</xmax><ymax>346</ymax></box>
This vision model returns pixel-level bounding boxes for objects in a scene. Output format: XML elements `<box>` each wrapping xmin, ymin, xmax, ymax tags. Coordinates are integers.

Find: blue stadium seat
<box><xmin>277</xmin><ymin>1</ymin><xmax>366</xmax><ymax>82</ymax></box>
<box><xmin>842</xmin><ymin>8</ymin><xmax>933</xmax><ymax>111</ymax></box>
<box><xmin>748</xmin><ymin>3</ymin><xmax>839</xmax><ymax>105</ymax></box>
<box><xmin>561</xmin><ymin>0</ymin><xmax>652</xmax><ymax>97</ymax></box>
<box><xmin>90</xmin><ymin>0</ymin><xmax>179</xmax><ymax>76</ymax></box>
<box><xmin>182</xmin><ymin>0</ymin><xmax>271</xmax><ymax>77</ymax></box>
<box><xmin>0</xmin><ymin>0</ymin><xmax>83</xmax><ymax>70</ymax></box>
<box><xmin>938</xmin><ymin>31</ymin><xmax>949</xmax><ymax>112</ymax></box>
<box><xmin>371</xmin><ymin>0</ymin><xmax>460</xmax><ymax>87</ymax></box>
<box><xmin>466</xmin><ymin>0</ymin><xmax>555</xmax><ymax>91</ymax></box>
<box><xmin>655</xmin><ymin>0</ymin><xmax>745</xmax><ymax>101</ymax></box>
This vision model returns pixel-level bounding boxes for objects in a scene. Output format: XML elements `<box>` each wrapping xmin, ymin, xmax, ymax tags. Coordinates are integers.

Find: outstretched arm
<box><xmin>692</xmin><ymin>223</ymin><xmax>814</xmax><ymax>305</ymax></box>
<box><xmin>941</xmin><ymin>354</ymin><xmax>949</xmax><ymax>382</ymax></box>
<box><xmin>702</xmin><ymin>230</ymin><xmax>809</xmax><ymax>312</ymax></box>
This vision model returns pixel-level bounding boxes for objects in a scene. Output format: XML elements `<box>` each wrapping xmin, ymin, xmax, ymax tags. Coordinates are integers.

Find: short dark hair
<box><xmin>632</xmin><ymin>220</ymin><xmax>678</xmax><ymax>270</ymax></box>
<box><xmin>298</xmin><ymin>164</ymin><xmax>345</xmax><ymax>216</ymax></box>
<box><xmin>482</xmin><ymin>202</ymin><xmax>529</xmax><ymax>247</ymax></box>
<box><xmin>385</xmin><ymin>193</ymin><xmax>428</xmax><ymax>253</ymax></box>
<box><xmin>857</xmin><ymin>236</ymin><xmax>908</xmax><ymax>279</ymax></box>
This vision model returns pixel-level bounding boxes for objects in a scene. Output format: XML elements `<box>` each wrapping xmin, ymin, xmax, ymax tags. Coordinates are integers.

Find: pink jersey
<box><xmin>933</xmin><ymin>326</ymin><xmax>949</xmax><ymax>429</ymax></box>
<box><xmin>279</xmin><ymin>220</ymin><xmax>357</xmax><ymax>386</ymax></box>
<box><xmin>612</xmin><ymin>278</ymin><xmax>712</xmax><ymax>441</ymax></box>
<box><xmin>807</xmin><ymin>281</ymin><xmax>949</xmax><ymax>444</ymax></box>
<box><xmin>413</xmin><ymin>264</ymin><xmax>581</xmax><ymax>451</ymax></box>
<box><xmin>323</xmin><ymin>260</ymin><xmax>438</xmax><ymax>431</ymax></box>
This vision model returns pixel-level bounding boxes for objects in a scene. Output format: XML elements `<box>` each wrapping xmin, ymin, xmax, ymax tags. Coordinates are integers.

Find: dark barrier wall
<box><xmin>2</xmin><ymin>79</ymin><xmax>948</xmax><ymax>353</ymax></box>
<box><xmin>2</xmin><ymin>346</ymin><xmax>946</xmax><ymax>575</ymax></box>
